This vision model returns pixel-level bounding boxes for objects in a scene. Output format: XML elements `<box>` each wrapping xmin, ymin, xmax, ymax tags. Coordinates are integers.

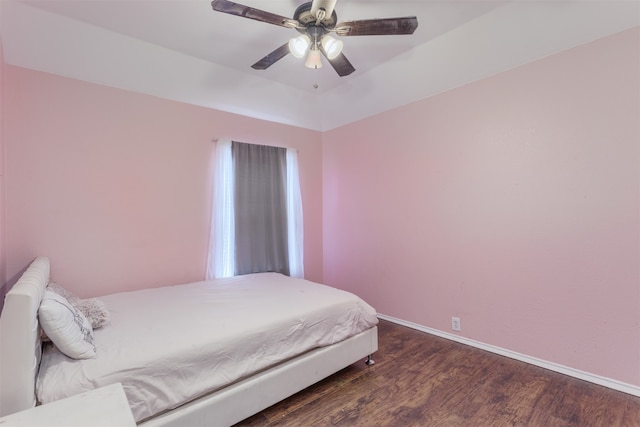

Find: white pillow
<box><xmin>47</xmin><ymin>282</ymin><xmax>111</xmax><ymax>329</ymax></box>
<box><xmin>39</xmin><ymin>290</ymin><xmax>97</xmax><ymax>359</ymax></box>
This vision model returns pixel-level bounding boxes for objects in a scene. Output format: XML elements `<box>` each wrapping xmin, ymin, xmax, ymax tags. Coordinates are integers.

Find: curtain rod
<box><xmin>211</xmin><ymin>138</ymin><xmax>297</xmax><ymax>153</ymax></box>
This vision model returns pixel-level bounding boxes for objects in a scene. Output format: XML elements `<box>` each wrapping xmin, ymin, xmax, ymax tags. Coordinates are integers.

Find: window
<box><xmin>206</xmin><ymin>140</ymin><xmax>303</xmax><ymax>279</ymax></box>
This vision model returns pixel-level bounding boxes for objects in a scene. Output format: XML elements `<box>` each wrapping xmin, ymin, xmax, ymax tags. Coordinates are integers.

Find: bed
<box><xmin>0</xmin><ymin>257</ymin><xmax>378</xmax><ymax>426</ymax></box>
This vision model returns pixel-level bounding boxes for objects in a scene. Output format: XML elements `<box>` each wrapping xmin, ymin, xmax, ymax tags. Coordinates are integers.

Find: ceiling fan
<box><xmin>210</xmin><ymin>0</ymin><xmax>419</xmax><ymax>77</ymax></box>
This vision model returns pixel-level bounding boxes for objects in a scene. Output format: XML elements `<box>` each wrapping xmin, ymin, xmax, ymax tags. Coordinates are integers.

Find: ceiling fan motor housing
<box><xmin>306</xmin><ymin>25</ymin><xmax>326</xmax><ymax>42</ymax></box>
<box><xmin>294</xmin><ymin>1</ymin><xmax>338</xmax><ymax>30</ymax></box>
<box><xmin>310</xmin><ymin>0</ymin><xmax>338</xmax><ymax>21</ymax></box>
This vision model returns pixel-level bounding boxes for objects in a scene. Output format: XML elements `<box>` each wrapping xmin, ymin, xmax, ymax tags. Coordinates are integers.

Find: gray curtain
<box><xmin>232</xmin><ymin>141</ymin><xmax>289</xmax><ymax>276</ymax></box>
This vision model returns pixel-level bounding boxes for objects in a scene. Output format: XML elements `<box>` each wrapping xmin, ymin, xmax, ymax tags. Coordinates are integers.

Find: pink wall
<box><xmin>0</xmin><ymin>35</ymin><xmax>6</xmax><ymax>311</ymax></box>
<box><xmin>323</xmin><ymin>27</ymin><xmax>640</xmax><ymax>386</ymax></box>
<box><xmin>4</xmin><ymin>67</ymin><xmax>323</xmax><ymax>297</ymax></box>
<box><xmin>3</xmin><ymin>23</ymin><xmax>638</xmax><ymax>389</ymax></box>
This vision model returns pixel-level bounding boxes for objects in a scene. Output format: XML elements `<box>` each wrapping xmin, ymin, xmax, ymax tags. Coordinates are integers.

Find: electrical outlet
<box><xmin>451</xmin><ymin>317</ymin><xmax>461</xmax><ymax>332</ymax></box>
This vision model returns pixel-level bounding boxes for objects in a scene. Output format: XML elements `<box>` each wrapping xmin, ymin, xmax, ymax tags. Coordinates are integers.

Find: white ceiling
<box><xmin>1</xmin><ymin>0</ymin><xmax>639</xmax><ymax>131</ymax></box>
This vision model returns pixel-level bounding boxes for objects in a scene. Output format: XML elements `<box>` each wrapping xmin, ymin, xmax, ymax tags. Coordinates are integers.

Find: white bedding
<box><xmin>36</xmin><ymin>273</ymin><xmax>378</xmax><ymax>422</ymax></box>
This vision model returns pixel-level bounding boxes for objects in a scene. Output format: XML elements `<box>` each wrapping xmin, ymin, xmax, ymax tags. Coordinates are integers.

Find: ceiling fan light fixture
<box><xmin>305</xmin><ymin>49</ymin><xmax>323</xmax><ymax>69</ymax></box>
<box><xmin>288</xmin><ymin>34</ymin><xmax>311</xmax><ymax>58</ymax></box>
<box><xmin>321</xmin><ymin>35</ymin><xmax>343</xmax><ymax>60</ymax></box>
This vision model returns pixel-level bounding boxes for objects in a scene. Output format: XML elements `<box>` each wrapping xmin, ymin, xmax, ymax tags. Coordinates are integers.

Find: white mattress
<box><xmin>36</xmin><ymin>273</ymin><xmax>378</xmax><ymax>422</ymax></box>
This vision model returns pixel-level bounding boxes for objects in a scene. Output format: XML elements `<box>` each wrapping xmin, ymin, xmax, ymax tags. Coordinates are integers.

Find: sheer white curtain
<box><xmin>206</xmin><ymin>139</ymin><xmax>234</xmax><ymax>279</ymax></box>
<box><xmin>206</xmin><ymin>141</ymin><xmax>304</xmax><ymax>279</ymax></box>
<box><xmin>286</xmin><ymin>148</ymin><xmax>304</xmax><ymax>278</ymax></box>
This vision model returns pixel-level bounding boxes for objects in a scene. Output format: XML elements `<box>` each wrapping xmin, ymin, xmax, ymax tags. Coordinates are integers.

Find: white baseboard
<box><xmin>377</xmin><ymin>314</ymin><xmax>640</xmax><ymax>398</ymax></box>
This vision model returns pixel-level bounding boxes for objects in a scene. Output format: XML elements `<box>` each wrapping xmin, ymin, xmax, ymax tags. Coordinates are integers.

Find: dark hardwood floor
<box><xmin>235</xmin><ymin>320</ymin><xmax>640</xmax><ymax>426</ymax></box>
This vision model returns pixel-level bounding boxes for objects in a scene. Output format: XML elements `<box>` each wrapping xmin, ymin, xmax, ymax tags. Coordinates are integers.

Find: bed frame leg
<box><xmin>365</xmin><ymin>355</ymin><xmax>375</xmax><ymax>366</ymax></box>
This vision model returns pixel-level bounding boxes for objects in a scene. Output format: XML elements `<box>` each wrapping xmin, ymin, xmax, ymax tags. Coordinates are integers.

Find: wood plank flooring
<box><xmin>235</xmin><ymin>319</ymin><xmax>640</xmax><ymax>426</ymax></box>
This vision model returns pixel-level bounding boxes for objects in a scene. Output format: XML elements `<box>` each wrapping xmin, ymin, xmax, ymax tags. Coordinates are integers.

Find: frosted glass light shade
<box><xmin>288</xmin><ymin>35</ymin><xmax>311</xmax><ymax>58</ymax></box>
<box><xmin>321</xmin><ymin>35</ymin><xmax>343</xmax><ymax>60</ymax></box>
<box><xmin>305</xmin><ymin>49</ymin><xmax>323</xmax><ymax>69</ymax></box>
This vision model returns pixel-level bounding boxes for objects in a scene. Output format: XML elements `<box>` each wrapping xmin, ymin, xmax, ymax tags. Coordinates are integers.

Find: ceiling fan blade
<box><xmin>211</xmin><ymin>0</ymin><xmax>299</xmax><ymax>29</ymax></box>
<box><xmin>251</xmin><ymin>43</ymin><xmax>291</xmax><ymax>70</ymax></box>
<box><xmin>335</xmin><ymin>17</ymin><xmax>418</xmax><ymax>36</ymax></box>
<box><xmin>320</xmin><ymin>48</ymin><xmax>355</xmax><ymax>77</ymax></box>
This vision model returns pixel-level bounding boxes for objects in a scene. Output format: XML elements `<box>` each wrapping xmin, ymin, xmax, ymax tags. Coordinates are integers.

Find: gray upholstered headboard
<box><xmin>0</xmin><ymin>257</ymin><xmax>50</xmax><ymax>417</ymax></box>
